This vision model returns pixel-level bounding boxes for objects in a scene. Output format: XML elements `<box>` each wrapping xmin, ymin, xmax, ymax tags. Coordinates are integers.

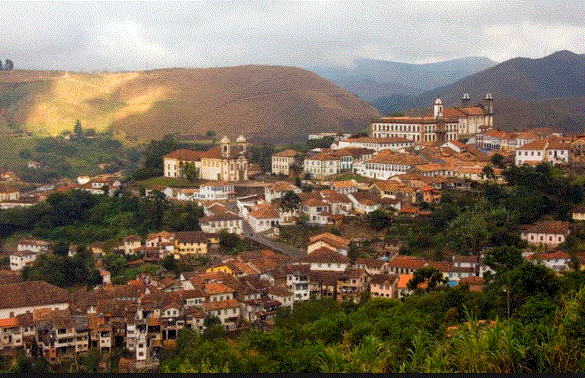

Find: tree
<box><xmin>162</xmin><ymin>254</ymin><xmax>177</xmax><ymax>273</ymax></box>
<box><xmin>408</xmin><ymin>267</ymin><xmax>446</xmax><ymax>291</ymax></box>
<box><xmin>281</xmin><ymin>191</ymin><xmax>301</xmax><ymax>210</ymax></box>
<box><xmin>483</xmin><ymin>246</ymin><xmax>523</xmax><ymax>273</ymax></box>
<box><xmin>74</xmin><ymin>120</ymin><xmax>83</xmax><ymax>136</ymax></box>
<box><xmin>481</xmin><ymin>165</ymin><xmax>495</xmax><ymax>181</ymax></box>
<box><xmin>368</xmin><ymin>209</ymin><xmax>392</xmax><ymax>231</ymax></box>
<box><xmin>4</xmin><ymin>59</ymin><xmax>13</xmax><ymax>71</ymax></box>
<box><xmin>490</xmin><ymin>153</ymin><xmax>505</xmax><ymax>169</ymax></box>
<box><xmin>218</xmin><ymin>229</ymin><xmax>241</xmax><ymax>253</ymax></box>
<box><xmin>53</xmin><ymin>240</ymin><xmax>70</xmax><ymax>256</ymax></box>
<box><xmin>205</xmin><ymin>130</ymin><xmax>216</xmax><ymax>139</ymax></box>
<box><xmin>184</xmin><ymin>163</ymin><xmax>199</xmax><ymax>183</ymax></box>
<box><xmin>204</xmin><ymin>315</ymin><xmax>222</xmax><ymax>328</ymax></box>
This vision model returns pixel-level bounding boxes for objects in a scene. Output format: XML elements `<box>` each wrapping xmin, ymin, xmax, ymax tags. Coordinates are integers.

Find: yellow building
<box><xmin>174</xmin><ymin>231</ymin><xmax>209</xmax><ymax>256</ymax></box>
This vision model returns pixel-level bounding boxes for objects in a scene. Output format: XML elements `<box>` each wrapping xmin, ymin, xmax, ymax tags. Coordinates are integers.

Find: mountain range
<box><xmin>375</xmin><ymin>50</ymin><xmax>585</xmax><ymax>134</ymax></box>
<box><xmin>312</xmin><ymin>56</ymin><xmax>496</xmax><ymax>100</ymax></box>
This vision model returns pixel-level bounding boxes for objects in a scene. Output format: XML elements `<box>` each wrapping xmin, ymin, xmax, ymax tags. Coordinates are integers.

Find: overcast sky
<box><xmin>1</xmin><ymin>1</ymin><xmax>584</xmax><ymax>71</ymax></box>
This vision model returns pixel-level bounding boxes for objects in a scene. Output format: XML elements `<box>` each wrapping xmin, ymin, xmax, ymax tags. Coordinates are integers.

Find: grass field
<box><xmin>137</xmin><ymin>176</ymin><xmax>205</xmax><ymax>187</ymax></box>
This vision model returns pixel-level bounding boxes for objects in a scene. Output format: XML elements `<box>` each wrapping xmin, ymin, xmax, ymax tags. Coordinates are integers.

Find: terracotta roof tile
<box><xmin>164</xmin><ymin>149</ymin><xmax>204</xmax><ymax>161</ymax></box>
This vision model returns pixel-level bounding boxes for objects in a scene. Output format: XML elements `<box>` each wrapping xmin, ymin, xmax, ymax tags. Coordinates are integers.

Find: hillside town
<box><xmin>2</xmin><ymin>94</ymin><xmax>585</xmax><ymax>371</ymax></box>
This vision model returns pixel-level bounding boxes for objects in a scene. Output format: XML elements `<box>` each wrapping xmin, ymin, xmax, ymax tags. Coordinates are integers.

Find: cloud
<box><xmin>0</xmin><ymin>1</ymin><xmax>583</xmax><ymax>71</ymax></box>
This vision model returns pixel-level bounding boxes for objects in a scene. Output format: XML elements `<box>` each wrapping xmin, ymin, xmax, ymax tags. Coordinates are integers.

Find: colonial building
<box><xmin>370</xmin><ymin>95</ymin><xmax>494</xmax><ymax>143</ymax></box>
<box><xmin>520</xmin><ymin>221</ymin><xmax>570</xmax><ymax>248</ymax></box>
<box><xmin>335</xmin><ymin>138</ymin><xmax>412</xmax><ymax>153</ymax></box>
<box><xmin>361</xmin><ymin>151</ymin><xmax>428</xmax><ymax>180</ymax></box>
<box><xmin>199</xmin><ymin>211</ymin><xmax>244</xmax><ymax>235</ymax></box>
<box><xmin>303</xmin><ymin>152</ymin><xmax>340</xmax><ymax>180</ymax></box>
<box><xmin>174</xmin><ymin>231</ymin><xmax>209</xmax><ymax>256</ymax></box>
<box><xmin>515</xmin><ymin>139</ymin><xmax>570</xmax><ymax>166</ymax></box>
<box><xmin>163</xmin><ymin>149</ymin><xmax>203</xmax><ymax>178</ymax></box>
<box><xmin>271</xmin><ymin>149</ymin><xmax>301</xmax><ymax>176</ymax></box>
<box><xmin>0</xmin><ymin>281</ymin><xmax>70</xmax><ymax>319</ymax></box>
<box><xmin>200</xmin><ymin>136</ymin><xmax>249</xmax><ymax>182</ymax></box>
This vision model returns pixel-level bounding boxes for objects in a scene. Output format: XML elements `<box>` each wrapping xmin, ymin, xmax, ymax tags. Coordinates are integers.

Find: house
<box><xmin>303</xmin><ymin>152</ymin><xmax>340</xmax><ymax>180</ymax></box>
<box><xmin>428</xmin><ymin>262</ymin><xmax>476</xmax><ymax>285</ymax></box>
<box><xmin>9</xmin><ymin>250</ymin><xmax>38</xmax><ymax>271</ymax></box>
<box><xmin>361</xmin><ymin>151</ymin><xmax>428</xmax><ymax>180</ymax></box>
<box><xmin>330</xmin><ymin>147</ymin><xmax>375</xmax><ymax>171</ymax></box>
<box><xmin>145</xmin><ymin>231</ymin><xmax>175</xmax><ymax>248</ymax></box>
<box><xmin>0</xmin><ymin>281</ymin><xmax>70</xmax><ymax>318</ymax></box>
<box><xmin>200</xmin><ymin>299</ymin><xmax>240</xmax><ymax>331</ymax></box>
<box><xmin>527</xmin><ymin>250</ymin><xmax>571</xmax><ymax>272</ymax></box>
<box><xmin>241</xmin><ymin>297</ymin><xmax>282</xmax><ymax>323</ymax></box>
<box><xmin>371</xmin><ymin>180</ymin><xmax>416</xmax><ymax>203</ymax></box>
<box><xmin>195</xmin><ymin>182</ymin><xmax>235</xmax><ymax>202</ymax></box>
<box><xmin>320</xmin><ymin>190</ymin><xmax>353</xmax><ymax>215</ymax></box>
<box><xmin>17</xmin><ymin>239</ymin><xmax>52</xmax><ymax>254</ymax></box>
<box><xmin>331</xmin><ymin>180</ymin><xmax>359</xmax><ymax>195</ymax></box>
<box><xmin>0</xmin><ymin>185</ymin><xmax>19</xmax><ymax>202</ymax></box>
<box><xmin>300</xmin><ymin>198</ymin><xmax>331</xmax><ymax>225</ymax></box>
<box><xmin>520</xmin><ymin>221</ymin><xmax>570</xmax><ymax>248</ymax></box>
<box><xmin>163</xmin><ymin>149</ymin><xmax>203</xmax><ymax>178</ymax></box>
<box><xmin>336</xmin><ymin>137</ymin><xmax>414</xmax><ymax>153</ymax></box>
<box><xmin>572</xmin><ymin>206</ymin><xmax>585</xmax><ymax>221</ymax></box>
<box><xmin>199</xmin><ymin>211</ymin><xmax>244</xmax><ymax>235</ymax></box>
<box><xmin>182</xmin><ymin>289</ymin><xmax>206</xmax><ymax>308</ymax></box>
<box><xmin>264</xmin><ymin>181</ymin><xmax>301</xmax><ymax>203</ymax></box>
<box><xmin>458</xmin><ymin>276</ymin><xmax>486</xmax><ymax>292</ymax></box>
<box><xmin>247</xmin><ymin>203</ymin><xmax>280</xmax><ymax>234</ymax></box>
<box><xmin>349</xmin><ymin>190</ymin><xmax>399</xmax><ymax>214</ymax></box>
<box><xmin>387</xmin><ymin>255</ymin><xmax>427</xmax><ymax>275</ymax></box>
<box><xmin>285</xmin><ymin>265</ymin><xmax>311</xmax><ymax>302</ymax></box>
<box><xmin>266</xmin><ymin>287</ymin><xmax>294</xmax><ymax>308</ymax></box>
<box><xmin>296</xmin><ymin>248</ymin><xmax>351</xmax><ymax>272</ymax></box>
<box><xmin>369</xmin><ymin>274</ymin><xmax>399</xmax><ymax>299</ymax></box>
<box><xmin>120</xmin><ymin>235</ymin><xmax>142</xmax><ymax>255</ymax></box>
<box><xmin>354</xmin><ymin>258</ymin><xmax>387</xmax><ymax>275</ymax></box>
<box><xmin>271</xmin><ymin>149</ymin><xmax>301</xmax><ymax>176</ymax></box>
<box><xmin>515</xmin><ymin>139</ymin><xmax>570</xmax><ymax>166</ymax></box>
<box><xmin>308</xmin><ymin>233</ymin><xmax>351</xmax><ymax>256</ymax></box>
<box><xmin>452</xmin><ymin>255</ymin><xmax>482</xmax><ymax>273</ymax></box>
<box><xmin>336</xmin><ymin>269</ymin><xmax>368</xmax><ymax>303</ymax></box>
<box><xmin>174</xmin><ymin>231</ymin><xmax>209</xmax><ymax>256</ymax></box>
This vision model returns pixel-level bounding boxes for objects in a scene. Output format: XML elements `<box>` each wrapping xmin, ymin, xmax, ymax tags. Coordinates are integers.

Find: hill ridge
<box><xmin>0</xmin><ymin>65</ymin><xmax>379</xmax><ymax>143</ymax></box>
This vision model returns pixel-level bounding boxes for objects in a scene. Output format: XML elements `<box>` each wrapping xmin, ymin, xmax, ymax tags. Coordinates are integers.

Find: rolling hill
<box><xmin>0</xmin><ymin>65</ymin><xmax>379</xmax><ymax>143</ymax></box>
<box><xmin>373</xmin><ymin>50</ymin><xmax>585</xmax><ymax>134</ymax></box>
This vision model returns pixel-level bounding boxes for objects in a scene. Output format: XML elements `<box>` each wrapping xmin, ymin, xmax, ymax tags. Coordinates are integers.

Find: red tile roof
<box><xmin>309</xmin><ymin>232</ymin><xmax>350</xmax><ymax>249</ymax></box>
<box><xmin>273</xmin><ymin>149</ymin><xmax>300</xmax><ymax>158</ymax></box>
<box><xmin>249</xmin><ymin>203</ymin><xmax>280</xmax><ymax>219</ymax></box>
<box><xmin>164</xmin><ymin>149</ymin><xmax>204</xmax><ymax>161</ymax></box>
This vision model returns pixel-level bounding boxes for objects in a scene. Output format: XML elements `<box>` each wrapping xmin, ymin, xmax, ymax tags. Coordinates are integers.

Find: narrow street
<box><xmin>242</xmin><ymin>221</ymin><xmax>305</xmax><ymax>259</ymax></box>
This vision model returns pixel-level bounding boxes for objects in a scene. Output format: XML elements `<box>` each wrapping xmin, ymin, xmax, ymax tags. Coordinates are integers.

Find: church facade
<box><xmin>163</xmin><ymin>136</ymin><xmax>249</xmax><ymax>182</ymax></box>
<box><xmin>199</xmin><ymin>136</ymin><xmax>249</xmax><ymax>182</ymax></box>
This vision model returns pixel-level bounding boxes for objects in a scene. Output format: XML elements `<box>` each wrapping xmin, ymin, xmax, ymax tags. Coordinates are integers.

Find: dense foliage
<box><xmin>0</xmin><ymin>190</ymin><xmax>203</xmax><ymax>243</ymax></box>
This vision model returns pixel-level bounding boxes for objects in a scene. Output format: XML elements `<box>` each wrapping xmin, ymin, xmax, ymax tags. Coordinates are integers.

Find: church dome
<box><xmin>220</xmin><ymin>135</ymin><xmax>230</xmax><ymax>144</ymax></box>
<box><xmin>236</xmin><ymin>135</ymin><xmax>246</xmax><ymax>143</ymax></box>
<box><xmin>485</xmin><ymin>93</ymin><xmax>493</xmax><ymax>99</ymax></box>
<box><xmin>434</xmin><ymin>98</ymin><xmax>443</xmax><ymax>105</ymax></box>
<box><xmin>462</xmin><ymin>93</ymin><xmax>470</xmax><ymax>100</ymax></box>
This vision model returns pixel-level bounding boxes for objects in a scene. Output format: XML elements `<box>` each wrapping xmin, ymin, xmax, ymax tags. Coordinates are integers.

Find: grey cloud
<box><xmin>0</xmin><ymin>1</ymin><xmax>583</xmax><ymax>71</ymax></box>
